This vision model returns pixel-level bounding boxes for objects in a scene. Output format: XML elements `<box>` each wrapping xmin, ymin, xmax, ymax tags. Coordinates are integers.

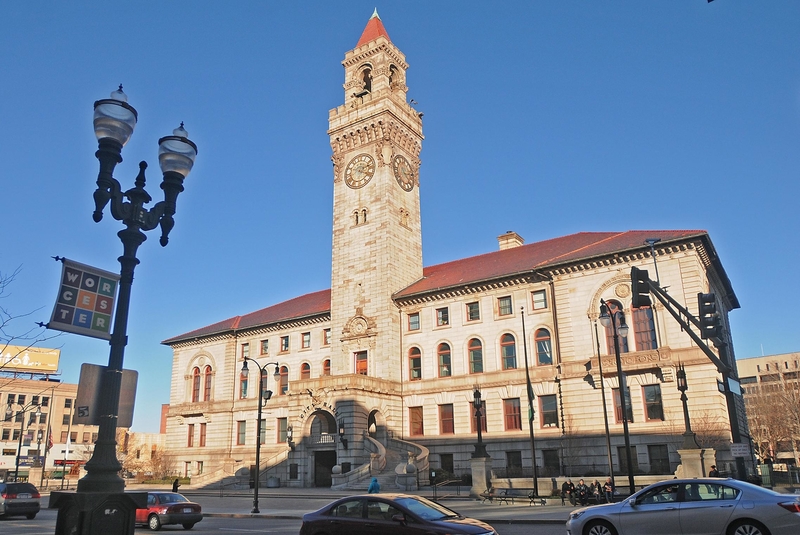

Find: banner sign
<box><xmin>49</xmin><ymin>259</ymin><xmax>119</xmax><ymax>340</ymax></box>
<box><xmin>0</xmin><ymin>345</ymin><xmax>60</xmax><ymax>374</ymax></box>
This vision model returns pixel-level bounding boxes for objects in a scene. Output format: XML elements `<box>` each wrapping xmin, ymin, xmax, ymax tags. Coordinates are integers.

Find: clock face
<box><xmin>344</xmin><ymin>154</ymin><xmax>376</xmax><ymax>189</ymax></box>
<box><xmin>393</xmin><ymin>155</ymin><xmax>416</xmax><ymax>191</ymax></box>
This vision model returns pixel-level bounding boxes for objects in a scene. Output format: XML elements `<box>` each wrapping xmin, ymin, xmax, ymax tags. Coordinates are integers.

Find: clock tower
<box><xmin>328</xmin><ymin>10</ymin><xmax>423</xmax><ymax>381</ymax></box>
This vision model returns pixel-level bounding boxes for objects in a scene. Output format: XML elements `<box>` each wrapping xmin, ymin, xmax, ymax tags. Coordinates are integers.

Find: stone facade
<box><xmin>162</xmin><ymin>12</ymin><xmax>746</xmax><ymax>488</ymax></box>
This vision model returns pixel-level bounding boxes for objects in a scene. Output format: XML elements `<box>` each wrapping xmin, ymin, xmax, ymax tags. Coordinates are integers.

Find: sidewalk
<box><xmin>178</xmin><ymin>487</ymin><xmax>574</xmax><ymax>525</ymax></box>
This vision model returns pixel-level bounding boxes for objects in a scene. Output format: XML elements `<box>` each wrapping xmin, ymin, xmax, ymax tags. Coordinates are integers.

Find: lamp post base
<box><xmin>50</xmin><ymin>491</ymin><xmax>147</xmax><ymax>535</ymax></box>
<box><xmin>469</xmin><ymin>455</ymin><xmax>492</xmax><ymax>498</ymax></box>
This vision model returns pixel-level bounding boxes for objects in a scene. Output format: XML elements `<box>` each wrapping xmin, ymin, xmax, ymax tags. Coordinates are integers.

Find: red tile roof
<box><xmin>162</xmin><ymin>289</ymin><xmax>331</xmax><ymax>345</ymax></box>
<box><xmin>393</xmin><ymin>230</ymin><xmax>707</xmax><ymax>298</ymax></box>
<box><xmin>164</xmin><ymin>230</ymin><xmax>730</xmax><ymax>345</ymax></box>
<box><xmin>356</xmin><ymin>10</ymin><xmax>390</xmax><ymax>47</ymax></box>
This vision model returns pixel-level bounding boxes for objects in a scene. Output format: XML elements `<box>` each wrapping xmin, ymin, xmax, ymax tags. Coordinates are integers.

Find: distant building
<box><xmin>0</xmin><ymin>377</ymin><xmax>100</xmax><ymax>482</ymax></box>
<box><xmin>163</xmin><ymin>11</ymin><xmax>747</xmax><ymax>488</ymax></box>
<box><xmin>737</xmin><ymin>353</ymin><xmax>800</xmax><ymax>466</ymax></box>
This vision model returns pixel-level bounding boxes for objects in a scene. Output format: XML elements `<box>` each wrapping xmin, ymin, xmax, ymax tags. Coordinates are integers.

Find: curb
<box><xmin>202</xmin><ymin>512</ymin><xmax>567</xmax><ymax>525</ymax></box>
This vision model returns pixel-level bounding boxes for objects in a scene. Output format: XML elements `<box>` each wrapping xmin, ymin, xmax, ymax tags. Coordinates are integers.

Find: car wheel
<box><xmin>148</xmin><ymin>514</ymin><xmax>162</xmax><ymax>531</ymax></box>
<box><xmin>728</xmin><ymin>520</ymin><xmax>771</xmax><ymax>535</ymax></box>
<box><xmin>182</xmin><ymin>523</ymin><xmax>195</xmax><ymax>530</ymax></box>
<box><xmin>26</xmin><ymin>512</ymin><xmax>37</xmax><ymax>519</ymax></box>
<box><xmin>584</xmin><ymin>520</ymin><xmax>618</xmax><ymax>535</ymax></box>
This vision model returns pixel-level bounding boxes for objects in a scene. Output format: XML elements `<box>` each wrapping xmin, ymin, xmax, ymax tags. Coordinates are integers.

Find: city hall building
<box><xmin>163</xmin><ymin>12</ymin><xmax>746</xmax><ymax>489</ymax></box>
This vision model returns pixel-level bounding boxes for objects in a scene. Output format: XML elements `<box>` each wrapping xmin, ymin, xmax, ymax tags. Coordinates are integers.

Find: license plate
<box><xmin>183</xmin><ymin>508</ymin><xmax>192</xmax><ymax>513</ymax></box>
<box><xmin>18</xmin><ymin>493</ymin><xmax>31</xmax><ymax>499</ymax></box>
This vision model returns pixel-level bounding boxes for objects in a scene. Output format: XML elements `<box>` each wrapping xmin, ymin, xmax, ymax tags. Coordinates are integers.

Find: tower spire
<box><xmin>356</xmin><ymin>9</ymin><xmax>390</xmax><ymax>47</ymax></box>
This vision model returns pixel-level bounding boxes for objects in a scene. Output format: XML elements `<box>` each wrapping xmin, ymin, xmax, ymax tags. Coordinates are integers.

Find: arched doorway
<box><xmin>307</xmin><ymin>410</ymin><xmax>338</xmax><ymax>487</ymax></box>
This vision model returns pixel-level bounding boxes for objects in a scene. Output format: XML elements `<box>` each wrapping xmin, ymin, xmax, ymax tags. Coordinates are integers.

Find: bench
<box><xmin>479</xmin><ymin>488</ymin><xmax>512</xmax><ymax>504</ymax></box>
<box><xmin>489</xmin><ymin>488</ymin><xmax>546</xmax><ymax>506</ymax></box>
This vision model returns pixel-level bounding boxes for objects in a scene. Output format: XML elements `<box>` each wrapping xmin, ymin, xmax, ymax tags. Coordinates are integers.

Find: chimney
<box><xmin>498</xmin><ymin>231</ymin><xmax>524</xmax><ymax>250</ymax></box>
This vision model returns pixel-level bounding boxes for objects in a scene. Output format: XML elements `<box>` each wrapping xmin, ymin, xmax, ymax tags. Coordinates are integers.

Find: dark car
<box><xmin>0</xmin><ymin>481</ymin><xmax>41</xmax><ymax>519</ymax></box>
<box><xmin>299</xmin><ymin>493</ymin><xmax>496</xmax><ymax>535</ymax></box>
<box><xmin>135</xmin><ymin>491</ymin><xmax>202</xmax><ymax>531</ymax></box>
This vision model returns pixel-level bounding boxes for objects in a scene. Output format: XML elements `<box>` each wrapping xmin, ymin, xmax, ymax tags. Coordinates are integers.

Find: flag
<box><xmin>47</xmin><ymin>430</ymin><xmax>53</xmax><ymax>451</ymax></box>
<box><xmin>65</xmin><ymin>435</ymin><xmax>70</xmax><ymax>457</ymax></box>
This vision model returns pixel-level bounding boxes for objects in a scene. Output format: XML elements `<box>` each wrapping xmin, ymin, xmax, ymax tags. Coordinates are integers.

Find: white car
<box><xmin>566</xmin><ymin>478</ymin><xmax>800</xmax><ymax>535</ymax></box>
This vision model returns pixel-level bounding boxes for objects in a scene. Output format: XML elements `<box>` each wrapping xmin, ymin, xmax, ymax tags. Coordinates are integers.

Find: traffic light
<box><xmin>631</xmin><ymin>267</ymin><xmax>652</xmax><ymax>308</ymax></box>
<box><xmin>698</xmin><ymin>292</ymin><xmax>721</xmax><ymax>340</ymax></box>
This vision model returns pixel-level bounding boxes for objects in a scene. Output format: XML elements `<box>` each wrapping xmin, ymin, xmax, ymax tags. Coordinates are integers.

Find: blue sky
<box><xmin>2</xmin><ymin>2</ymin><xmax>798</xmax><ymax>433</ymax></box>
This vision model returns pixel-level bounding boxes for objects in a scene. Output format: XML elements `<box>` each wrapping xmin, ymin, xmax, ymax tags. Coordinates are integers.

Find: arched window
<box><xmin>353</xmin><ymin>210</ymin><xmax>360</xmax><ymax>225</ymax></box>
<box><xmin>438</xmin><ymin>343</ymin><xmax>451</xmax><ymax>377</ymax></box>
<box><xmin>389</xmin><ymin>65</ymin><xmax>397</xmax><ymax>87</ymax></box>
<box><xmin>362</xmin><ymin>68</ymin><xmax>372</xmax><ymax>92</ymax></box>
<box><xmin>203</xmin><ymin>365</ymin><xmax>212</xmax><ymax>401</ymax></box>
<box><xmin>362</xmin><ymin>209</ymin><xmax>368</xmax><ymax>223</ymax></box>
<box><xmin>191</xmin><ymin>367</ymin><xmax>201</xmax><ymax>402</ymax></box>
<box><xmin>604</xmin><ymin>300</ymin><xmax>629</xmax><ymax>354</ymax></box>
<box><xmin>501</xmin><ymin>334</ymin><xmax>517</xmax><ymax>370</ymax></box>
<box><xmin>409</xmin><ymin>347</ymin><xmax>422</xmax><ymax>380</ymax></box>
<box><xmin>322</xmin><ymin>359</ymin><xmax>331</xmax><ymax>376</ymax></box>
<box><xmin>468</xmin><ymin>339</ymin><xmax>483</xmax><ymax>374</ymax></box>
<box><xmin>301</xmin><ymin>362</ymin><xmax>311</xmax><ymax>380</ymax></box>
<box><xmin>279</xmin><ymin>366</ymin><xmax>289</xmax><ymax>395</ymax></box>
<box><xmin>632</xmin><ymin>304</ymin><xmax>658</xmax><ymax>351</ymax></box>
<box><xmin>239</xmin><ymin>370</ymin><xmax>248</xmax><ymax>399</ymax></box>
<box><xmin>535</xmin><ymin>329</ymin><xmax>553</xmax><ymax>365</ymax></box>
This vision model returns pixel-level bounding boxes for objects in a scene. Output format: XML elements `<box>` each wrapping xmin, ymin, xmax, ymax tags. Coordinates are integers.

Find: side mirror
<box><xmin>391</xmin><ymin>513</ymin><xmax>406</xmax><ymax>524</ymax></box>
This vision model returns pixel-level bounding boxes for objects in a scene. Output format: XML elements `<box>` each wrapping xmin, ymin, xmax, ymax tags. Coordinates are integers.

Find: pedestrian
<box><xmin>603</xmin><ymin>477</ymin><xmax>614</xmax><ymax>503</ymax></box>
<box><xmin>172</xmin><ymin>478</ymin><xmax>181</xmax><ymax>492</ymax></box>
<box><xmin>576</xmin><ymin>479</ymin><xmax>590</xmax><ymax>505</ymax></box>
<box><xmin>367</xmin><ymin>477</ymin><xmax>380</xmax><ymax>493</ymax></box>
<box><xmin>709</xmin><ymin>465</ymin><xmax>720</xmax><ymax>477</ymax></box>
<box><xmin>562</xmin><ymin>479</ymin><xmax>576</xmax><ymax>505</ymax></box>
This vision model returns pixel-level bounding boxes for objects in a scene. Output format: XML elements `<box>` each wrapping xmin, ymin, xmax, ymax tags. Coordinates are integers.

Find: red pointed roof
<box><xmin>356</xmin><ymin>9</ymin><xmax>390</xmax><ymax>47</ymax></box>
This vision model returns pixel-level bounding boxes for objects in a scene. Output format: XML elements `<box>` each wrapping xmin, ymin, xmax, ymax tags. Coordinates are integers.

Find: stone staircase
<box><xmin>344</xmin><ymin>447</ymin><xmax>406</xmax><ymax>491</ymax></box>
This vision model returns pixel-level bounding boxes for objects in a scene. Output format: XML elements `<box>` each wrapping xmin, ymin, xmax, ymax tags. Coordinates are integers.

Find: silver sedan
<box><xmin>565</xmin><ymin>478</ymin><xmax>800</xmax><ymax>535</ymax></box>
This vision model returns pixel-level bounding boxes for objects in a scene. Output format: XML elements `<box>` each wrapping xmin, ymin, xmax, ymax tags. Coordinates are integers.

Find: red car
<box><xmin>135</xmin><ymin>492</ymin><xmax>202</xmax><ymax>531</ymax></box>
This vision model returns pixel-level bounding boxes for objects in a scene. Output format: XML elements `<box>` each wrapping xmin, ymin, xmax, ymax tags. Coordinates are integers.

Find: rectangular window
<box><xmin>409</xmin><ymin>406</ymin><xmax>424</xmax><ymax>436</ymax></box>
<box><xmin>540</xmin><ymin>394</ymin><xmax>559</xmax><ymax>427</ymax></box>
<box><xmin>277</xmin><ymin>417</ymin><xmax>288</xmax><ymax>443</ymax></box>
<box><xmin>60</xmin><ymin>431</ymin><xmax>68</xmax><ymax>442</ymax></box>
<box><xmin>196</xmin><ymin>461</ymin><xmax>204</xmax><ymax>475</ymax></box>
<box><xmin>13</xmin><ymin>430</ymin><xmax>21</xmax><ymax>441</ymax></box>
<box><xmin>64</xmin><ymin>398</ymin><xmax>72</xmax><ymax>408</ymax></box>
<box><xmin>39</xmin><ymin>413</ymin><xmax>47</xmax><ymax>424</ymax></box>
<box><xmin>506</xmin><ymin>451</ymin><xmax>523</xmax><ymax>476</ymax></box>
<box><xmin>70</xmin><ymin>432</ymin><xmax>77</xmax><ymax>442</ymax></box>
<box><xmin>355</xmin><ymin>351</ymin><xmax>368</xmax><ymax>375</ymax></box>
<box><xmin>18</xmin><ymin>395</ymin><xmax>25</xmax><ymax>405</ymax></box>
<box><xmin>532</xmin><ymin>290</ymin><xmax>547</xmax><ymax>310</ymax></box>
<box><xmin>187</xmin><ymin>423</ymin><xmax>195</xmax><ymax>447</ymax></box>
<box><xmin>241</xmin><ymin>343</ymin><xmax>249</xmax><ymax>360</ymax></box>
<box><xmin>82</xmin><ymin>432</ymin><xmax>89</xmax><ymax>443</ymax></box>
<box><xmin>301</xmin><ymin>332</ymin><xmax>311</xmax><ymax>349</ymax></box>
<box><xmin>6</xmin><ymin>394</ymin><xmax>15</xmax><ymax>404</ymax></box>
<box><xmin>409</xmin><ymin>351</ymin><xmax>422</xmax><ymax>380</ymax></box>
<box><xmin>32</xmin><ymin>395</ymin><xmax>39</xmax><ymax>405</ymax></box>
<box><xmin>259</xmin><ymin>419</ymin><xmax>266</xmax><ymax>444</ymax></box>
<box><xmin>289</xmin><ymin>463</ymin><xmax>299</xmax><ymax>480</ymax></box>
<box><xmin>199</xmin><ymin>423</ymin><xmax>207</xmax><ymax>447</ymax></box>
<box><xmin>1</xmin><ymin>429</ymin><xmax>9</xmax><ymax>440</ymax></box>
<box><xmin>469</xmin><ymin>400</ymin><xmax>487</xmax><ymax>433</ymax></box>
<box><xmin>408</xmin><ymin>312</ymin><xmax>420</xmax><ymax>331</ymax></box>
<box><xmin>260</xmin><ymin>339</ymin><xmax>269</xmax><ymax>355</ymax></box>
<box><xmin>62</xmin><ymin>414</ymin><xmax>70</xmax><ymax>425</ymax></box>
<box><xmin>542</xmin><ymin>449</ymin><xmax>560</xmax><ymax>476</ymax></box>
<box><xmin>643</xmin><ymin>384</ymin><xmax>664</xmax><ymax>421</ymax></box>
<box><xmin>498</xmin><ymin>296</ymin><xmax>513</xmax><ymax>316</ymax></box>
<box><xmin>440</xmin><ymin>453</ymin><xmax>454</xmax><ymax>474</ymax></box>
<box><xmin>280</xmin><ymin>336</ymin><xmax>289</xmax><ymax>352</ymax></box>
<box><xmin>466</xmin><ymin>302</ymin><xmax>480</xmax><ymax>321</ymax></box>
<box><xmin>435</xmin><ymin>307</ymin><xmax>449</xmax><ymax>326</ymax></box>
<box><xmin>92</xmin><ymin>433</ymin><xmax>97</xmax><ymax>442</ymax></box>
<box><xmin>236</xmin><ymin>421</ymin><xmax>246</xmax><ymax>445</ymax></box>
<box><xmin>503</xmin><ymin>398</ymin><xmax>522</xmax><ymax>431</ymax></box>
<box><xmin>648</xmin><ymin>444</ymin><xmax>671</xmax><ymax>474</ymax></box>
<box><xmin>633</xmin><ymin>307</ymin><xmax>658</xmax><ymax>351</ymax></box>
<box><xmin>15</xmin><ymin>412</ymin><xmax>22</xmax><ymax>423</ymax></box>
<box><xmin>323</xmin><ymin>328</ymin><xmax>331</xmax><ymax>346</ymax></box>
<box><xmin>613</xmin><ymin>387</ymin><xmax>634</xmax><ymax>423</ymax></box>
<box><xmin>41</xmin><ymin>396</ymin><xmax>49</xmax><ymax>407</ymax></box>
<box><xmin>439</xmin><ymin>404</ymin><xmax>454</xmax><ymax>434</ymax></box>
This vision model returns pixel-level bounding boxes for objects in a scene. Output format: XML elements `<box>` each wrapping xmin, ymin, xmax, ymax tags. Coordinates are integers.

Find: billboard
<box><xmin>0</xmin><ymin>345</ymin><xmax>60</xmax><ymax>374</ymax></box>
<box><xmin>49</xmin><ymin>259</ymin><xmax>119</xmax><ymax>340</ymax></box>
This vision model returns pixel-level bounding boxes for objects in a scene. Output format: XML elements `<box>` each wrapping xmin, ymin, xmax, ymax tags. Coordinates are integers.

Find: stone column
<box><xmin>470</xmin><ymin>456</ymin><xmax>492</xmax><ymax>498</ymax></box>
<box><xmin>676</xmin><ymin>448</ymin><xmax>715</xmax><ymax>478</ymax></box>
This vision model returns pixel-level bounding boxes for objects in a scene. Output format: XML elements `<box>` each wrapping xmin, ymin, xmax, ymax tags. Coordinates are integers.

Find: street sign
<box><xmin>73</xmin><ymin>363</ymin><xmax>138</xmax><ymax>427</ymax></box>
<box><xmin>730</xmin><ymin>443</ymin><xmax>751</xmax><ymax>458</ymax></box>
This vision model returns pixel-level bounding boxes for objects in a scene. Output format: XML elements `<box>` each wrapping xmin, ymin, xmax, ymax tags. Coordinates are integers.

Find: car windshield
<box><xmin>157</xmin><ymin>493</ymin><xmax>187</xmax><ymax>503</ymax></box>
<box><xmin>394</xmin><ymin>496</ymin><xmax>460</xmax><ymax>520</ymax></box>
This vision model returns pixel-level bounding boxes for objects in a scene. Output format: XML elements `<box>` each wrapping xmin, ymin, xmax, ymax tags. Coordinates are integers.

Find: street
<box><xmin>15</xmin><ymin>507</ymin><xmax>568</xmax><ymax>535</ymax></box>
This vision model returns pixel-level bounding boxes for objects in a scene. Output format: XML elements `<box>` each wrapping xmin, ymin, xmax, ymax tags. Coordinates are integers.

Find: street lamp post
<box><xmin>240</xmin><ymin>358</ymin><xmax>280</xmax><ymax>514</ymax></box>
<box><xmin>5</xmin><ymin>401</ymin><xmax>41</xmax><ymax>482</ymax></box>
<box><xmin>676</xmin><ymin>362</ymin><xmax>700</xmax><ymax>449</ymax></box>
<box><xmin>599</xmin><ymin>299</ymin><xmax>636</xmax><ymax>496</ymax></box>
<box><xmin>472</xmin><ymin>386</ymin><xmax>488</xmax><ymax>458</ymax></box>
<box><xmin>79</xmin><ymin>86</ymin><xmax>197</xmax><ymax>495</ymax></box>
<box><xmin>593</xmin><ymin>322</ymin><xmax>616</xmax><ymax>491</ymax></box>
<box><xmin>519</xmin><ymin>306</ymin><xmax>539</xmax><ymax>498</ymax></box>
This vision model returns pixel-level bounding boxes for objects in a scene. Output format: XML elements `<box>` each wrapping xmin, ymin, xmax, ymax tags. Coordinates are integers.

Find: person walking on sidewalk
<box><xmin>172</xmin><ymin>478</ymin><xmax>181</xmax><ymax>492</ymax></box>
<box><xmin>367</xmin><ymin>477</ymin><xmax>380</xmax><ymax>493</ymax></box>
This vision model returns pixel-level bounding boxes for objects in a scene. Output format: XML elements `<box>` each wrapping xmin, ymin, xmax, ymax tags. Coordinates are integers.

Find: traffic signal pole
<box><xmin>631</xmin><ymin>267</ymin><xmax>747</xmax><ymax>480</ymax></box>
